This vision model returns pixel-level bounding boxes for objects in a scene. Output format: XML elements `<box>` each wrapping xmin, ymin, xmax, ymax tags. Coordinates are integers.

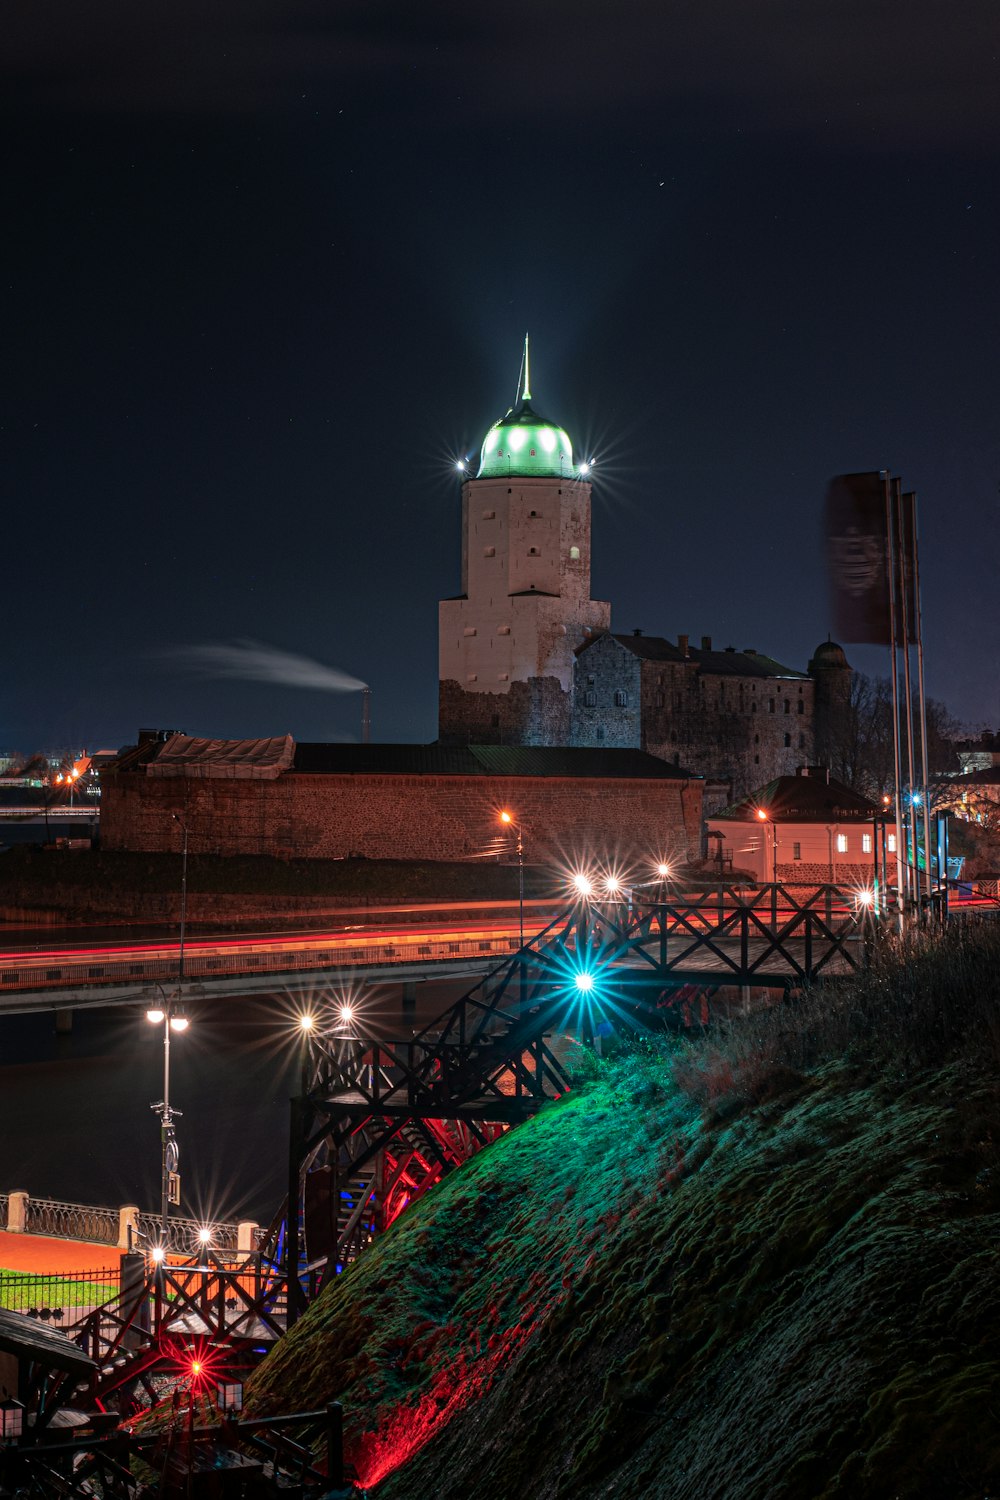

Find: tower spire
<box><xmin>522</xmin><ymin>331</ymin><xmax>531</xmax><ymax>401</ymax></box>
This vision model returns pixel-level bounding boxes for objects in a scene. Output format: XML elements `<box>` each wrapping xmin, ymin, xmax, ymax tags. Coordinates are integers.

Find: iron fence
<box><xmin>25</xmin><ymin>1196</ymin><xmax>119</xmax><ymax>1245</ymax></box>
<box><xmin>3</xmin><ymin>1192</ymin><xmax>264</xmax><ymax>1253</ymax></box>
<box><xmin>0</xmin><ymin>1265</ymin><xmax>120</xmax><ymax>1318</ymax></box>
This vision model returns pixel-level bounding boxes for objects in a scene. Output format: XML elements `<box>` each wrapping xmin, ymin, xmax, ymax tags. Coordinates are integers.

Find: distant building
<box><xmin>706</xmin><ymin>767</ymin><xmax>893</xmax><ymax>886</ymax></box>
<box><xmin>101</xmin><ymin>733</ymin><xmax>703</xmax><ymax>866</ymax></box>
<box><xmin>438</xmin><ymin>350</ymin><xmax>851</xmax><ymax>797</ymax></box>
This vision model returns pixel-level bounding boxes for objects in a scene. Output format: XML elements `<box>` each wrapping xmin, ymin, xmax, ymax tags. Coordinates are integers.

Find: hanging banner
<box><xmin>897</xmin><ymin>490</ymin><xmax>918</xmax><ymax>645</ymax></box>
<box><xmin>825</xmin><ymin>471</ymin><xmax>890</xmax><ymax>644</ymax></box>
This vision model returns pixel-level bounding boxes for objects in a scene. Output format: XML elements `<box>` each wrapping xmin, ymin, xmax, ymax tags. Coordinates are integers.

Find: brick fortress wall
<box><xmin>101</xmin><ymin>769</ymin><xmax>704</xmax><ymax>867</ymax></box>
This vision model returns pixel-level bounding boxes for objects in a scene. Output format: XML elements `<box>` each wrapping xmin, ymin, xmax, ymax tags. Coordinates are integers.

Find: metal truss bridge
<box><xmin>285</xmin><ymin>882</ymin><xmax>874</xmax><ymax>1300</ymax></box>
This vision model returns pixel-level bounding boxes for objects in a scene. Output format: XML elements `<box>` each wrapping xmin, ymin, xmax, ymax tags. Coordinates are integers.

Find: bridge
<box><xmin>0</xmin><ymin>884</ymin><xmax>870</xmax><ymax>1014</ymax></box>
<box><xmin>284</xmin><ymin>882</ymin><xmax>875</xmax><ymax>1296</ymax></box>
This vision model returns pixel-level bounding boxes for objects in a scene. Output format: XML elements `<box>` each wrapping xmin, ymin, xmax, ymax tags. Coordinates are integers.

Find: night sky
<box><xmin>4</xmin><ymin>1</ymin><xmax>999</xmax><ymax>754</ymax></box>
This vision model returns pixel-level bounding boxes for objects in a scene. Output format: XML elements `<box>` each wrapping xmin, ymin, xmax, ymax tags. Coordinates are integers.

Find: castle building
<box><xmin>438</xmin><ymin>351</ymin><xmax>610</xmax><ymax>747</ymax></box>
<box><xmin>439</xmin><ymin>350</ymin><xmax>851</xmax><ymax>800</ymax></box>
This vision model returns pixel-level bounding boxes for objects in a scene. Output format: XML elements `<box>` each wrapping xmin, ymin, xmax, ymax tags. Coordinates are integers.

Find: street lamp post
<box><xmin>499</xmin><ymin>810</ymin><xmax>524</xmax><ymax>949</ymax></box>
<box><xmin>147</xmin><ymin>997</ymin><xmax>189</xmax><ymax>1248</ymax></box>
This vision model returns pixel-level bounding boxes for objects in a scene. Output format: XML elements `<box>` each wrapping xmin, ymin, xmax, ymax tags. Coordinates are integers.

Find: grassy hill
<box><xmin>247</xmin><ymin>920</ymin><xmax>1000</xmax><ymax>1498</ymax></box>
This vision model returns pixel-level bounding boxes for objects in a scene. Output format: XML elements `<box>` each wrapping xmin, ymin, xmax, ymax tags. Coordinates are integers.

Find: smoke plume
<box><xmin>161</xmin><ymin>639</ymin><xmax>367</xmax><ymax>693</ymax></box>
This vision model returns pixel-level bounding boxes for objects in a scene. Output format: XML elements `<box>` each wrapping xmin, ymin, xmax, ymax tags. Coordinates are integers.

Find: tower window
<box><xmin>529</xmin><ymin>510</ymin><xmax>538</xmax><ymax>517</ymax></box>
<box><xmin>483</xmin><ymin>546</ymin><xmax>495</xmax><ymax>557</ymax></box>
<box><xmin>584</xmin><ymin>690</ymin><xmax>596</xmax><ymax>707</ymax></box>
<box><xmin>769</xmin><ymin>699</ymin><xmax>775</xmax><ymax>713</ymax></box>
<box><xmin>529</xmin><ymin>547</ymin><xmax>540</xmax><ymax>556</ymax></box>
<box><xmin>888</xmin><ymin>833</ymin><xmax>897</xmax><ymax>853</ymax></box>
<box><xmin>569</xmin><ymin>546</ymin><xmax>580</xmax><ymax>560</ymax></box>
<box><xmin>596</xmin><ymin>725</ymin><xmax>605</xmax><ymax>740</ymax></box>
<box><xmin>529</xmin><ymin>448</ymin><xmax>536</xmax><ymax>456</ymax></box>
<box><xmin>482</xmin><ymin>510</ymin><xmax>495</xmax><ymax>520</ymax></box>
<box><xmin>784</xmin><ymin>733</ymin><xmax>791</xmax><ymax>747</ymax></box>
<box><xmin>798</xmin><ymin>733</ymin><xmax>806</xmax><ymax>749</ymax></box>
<box><xmin>784</xmin><ymin>700</ymin><xmax>790</xmax><ymax>714</ymax></box>
<box><xmin>614</xmin><ymin>690</ymin><xmax>628</xmax><ymax>708</ymax></box>
<box><xmin>793</xmin><ymin>841</ymin><xmax>802</xmax><ymax>860</ymax></box>
<box><xmin>798</xmin><ymin>700</ymin><xmax>805</xmax><ymax>713</ymax></box>
<box><xmin>837</xmin><ymin>834</ymin><xmax>848</xmax><ymax>854</ymax></box>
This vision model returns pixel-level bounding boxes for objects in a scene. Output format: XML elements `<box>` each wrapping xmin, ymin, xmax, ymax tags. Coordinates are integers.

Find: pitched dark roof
<box><xmin>0</xmin><ymin>1307</ymin><xmax>95</xmax><ymax>1375</ymax></box>
<box><xmin>711</xmin><ymin>773</ymin><xmax>879</xmax><ymax>823</ymax></box>
<box><xmin>575</xmin><ymin>633</ymin><xmax>808</xmax><ymax>679</ymax></box>
<box><xmin>950</xmin><ymin>767</ymin><xmax>1000</xmax><ymax>786</ymax></box>
<box><xmin>293</xmin><ymin>743</ymin><xmax>694</xmax><ymax>779</ymax></box>
<box><xmin>692</xmin><ymin>648</ymin><xmax>808</xmax><ymax>681</ymax></box>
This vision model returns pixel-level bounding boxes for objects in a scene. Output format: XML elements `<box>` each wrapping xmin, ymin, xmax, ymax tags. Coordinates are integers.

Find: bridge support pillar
<box><xmin>55</xmin><ymin>1009</ymin><xmax>73</xmax><ymax>1034</ymax></box>
<box><xmin>402</xmin><ymin>981</ymin><xmax>417</xmax><ymax>1015</ymax></box>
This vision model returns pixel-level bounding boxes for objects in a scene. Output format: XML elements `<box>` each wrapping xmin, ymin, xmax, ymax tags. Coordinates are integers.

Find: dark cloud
<box><xmin>4</xmin><ymin>0</ymin><xmax>999</xmax><ymax>151</ymax></box>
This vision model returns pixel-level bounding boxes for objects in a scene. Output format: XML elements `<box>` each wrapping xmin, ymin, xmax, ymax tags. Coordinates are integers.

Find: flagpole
<box><xmin>894</xmin><ymin>477</ymin><xmax>919</xmax><ymax>910</ymax></box>
<box><xmin>884</xmin><ymin>471</ymin><xmax>907</xmax><ymax>924</ymax></box>
<box><xmin>909</xmin><ymin>493</ymin><xmax>934</xmax><ymax>910</ymax></box>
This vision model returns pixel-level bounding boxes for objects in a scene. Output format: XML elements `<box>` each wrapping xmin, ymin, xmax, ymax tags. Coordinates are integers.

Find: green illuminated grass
<box><xmin>0</xmin><ymin>1269</ymin><xmax>117</xmax><ymax>1311</ymax></box>
<box><xmin>248</xmin><ymin>920</ymin><xmax>1000</xmax><ymax>1498</ymax></box>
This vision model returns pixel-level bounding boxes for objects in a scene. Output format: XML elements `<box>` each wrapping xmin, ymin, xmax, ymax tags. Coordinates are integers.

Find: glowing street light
<box><xmin>499</xmin><ymin>809</ymin><xmax>525</xmax><ymax>948</ymax></box>
<box><xmin>575</xmin><ymin>971</ymin><xmax>595</xmax><ymax>993</ymax></box>
<box><xmin>147</xmin><ymin>998</ymin><xmax>190</xmax><ymax>1247</ymax></box>
<box><xmin>571</xmin><ymin>872</ymin><xmax>594</xmax><ymax>900</ymax></box>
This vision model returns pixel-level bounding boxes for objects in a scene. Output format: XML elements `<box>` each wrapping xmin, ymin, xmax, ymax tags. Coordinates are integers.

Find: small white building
<box><xmin>707</xmin><ymin>766</ymin><xmax>897</xmax><ymax>887</ymax></box>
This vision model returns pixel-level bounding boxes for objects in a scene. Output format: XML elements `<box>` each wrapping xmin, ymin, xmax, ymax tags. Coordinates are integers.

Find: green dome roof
<box><xmin>477</xmin><ymin>397</ymin><xmax>577</xmax><ymax>478</ymax></box>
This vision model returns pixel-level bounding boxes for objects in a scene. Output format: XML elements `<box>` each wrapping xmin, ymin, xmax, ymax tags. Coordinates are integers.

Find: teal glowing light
<box><xmin>575</xmin><ymin>971</ymin><xmax>595</xmax><ymax>993</ymax></box>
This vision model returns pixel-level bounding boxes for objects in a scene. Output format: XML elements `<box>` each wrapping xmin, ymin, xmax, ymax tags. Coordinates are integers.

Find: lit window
<box><xmin>569</xmin><ymin>546</ymin><xmax>580</xmax><ymax>560</ymax></box>
<box><xmin>836</xmin><ymin>834</ymin><xmax>848</xmax><ymax>853</ymax></box>
<box><xmin>888</xmin><ymin>833</ymin><xmax>897</xmax><ymax>853</ymax></box>
<box><xmin>793</xmin><ymin>842</ymin><xmax>802</xmax><ymax>860</ymax></box>
<box><xmin>483</xmin><ymin>546</ymin><xmax>495</xmax><ymax>557</ymax></box>
<box><xmin>862</xmin><ymin>833</ymin><xmax>872</xmax><ymax>853</ymax></box>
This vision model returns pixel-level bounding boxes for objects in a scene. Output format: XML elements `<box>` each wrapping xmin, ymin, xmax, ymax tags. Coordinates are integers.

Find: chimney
<box><xmin>701</xmin><ymin>636</ymin><xmax>712</xmax><ymax>651</ymax></box>
<box><xmin>633</xmin><ymin>628</ymin><xmax>643</xmax><ymax>637</ymax></box>
<box><xmin>678</xmin><ymin>634</ymin><xmax>689</xmax><ymax>657</ymax></box>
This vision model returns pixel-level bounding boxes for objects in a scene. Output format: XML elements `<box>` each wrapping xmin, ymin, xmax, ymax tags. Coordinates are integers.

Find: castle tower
<box><xmin>438</xmin><ymin>342</ymin><xmax>610</xmax><ymax>745</ymax></box>
<box><xmin>808</xmin><ymin>638</ymin><xmax>853</xmax><ymax>771</ymax></box>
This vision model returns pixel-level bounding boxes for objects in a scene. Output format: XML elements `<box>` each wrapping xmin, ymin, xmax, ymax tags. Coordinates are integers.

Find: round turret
<box><xmin>808</xmin><ymin>639</ymin><xmax>850</xmax><ymax>674</ymax></box>
<box><xmin>477</xmin><ymin>397</ymin><xmax>577</xmax><ymax>478</ymax></box>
